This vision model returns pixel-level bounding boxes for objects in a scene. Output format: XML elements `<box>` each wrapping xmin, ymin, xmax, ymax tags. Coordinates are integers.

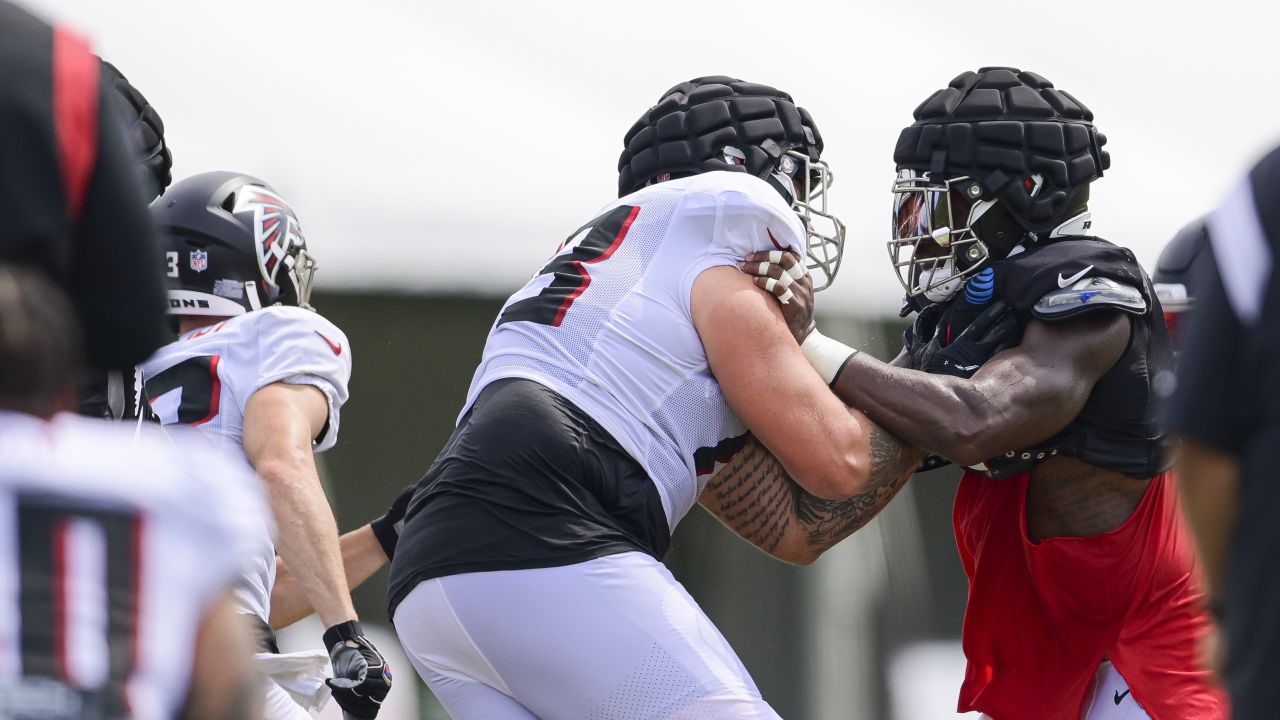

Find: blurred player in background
<box><xmin>1151</xmin><ymin>218</ymin><xmax>1208</xmax><ymax>349</ymax></box>
<box><xmin>79</xmin><ymin>58</ymin><xmax>176</xmax><ymax>420</ymax></box>
<box><xmin>388</xmin><ymin>76</ymin><xmax>922</xmax><ymax>719</ymax></box>
<box><xmin>135</xmin><ymin>172</ymin><xmax>391</xmax><ymax>719</ymax></box>
<box><xmin>750</xmin><ymin>68</ymin><xmax>1226</xmax><ymax>719</ymax></box>
<box><xmin>0</xmin><ymin>1</ymin><xmax>168</xmax><ymax>380</ymax></box>
<box><xmin>1171</xmin><ymin>148</ymin><xmax>1280</xmax><ymax>720</ymax></box>
<box><xmin>0</xmin><ymin>265</ymin><xmax>267</xmax><ymax>720</ymax></box>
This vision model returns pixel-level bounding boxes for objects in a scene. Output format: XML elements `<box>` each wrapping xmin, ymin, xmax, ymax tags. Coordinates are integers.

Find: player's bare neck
<box><xmin>178</xmin><ymin>316</ymin><xmax>232</xmax><ymax>334</ymax></box>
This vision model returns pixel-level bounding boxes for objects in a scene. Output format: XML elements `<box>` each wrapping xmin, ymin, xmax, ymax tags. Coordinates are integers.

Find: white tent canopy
<box><xmin>30</xmin><ymin>0</ymin><xmax>1280</xmax><ymax>315</ymax></box>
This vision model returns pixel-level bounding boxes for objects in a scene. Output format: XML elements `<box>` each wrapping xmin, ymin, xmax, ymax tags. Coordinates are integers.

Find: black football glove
<box><xmin>914</xmin><ymin>300</ymin><xmax>1022</xmax><ymax>379</ymax></box>
<box><xmin>902</xmin><ymin>302</ymin><xmax>945</xmax><ymax>370</ymax></box>
<box><xmin>369</xmin><ymin>484</ymin><xmax>416</xmax><ymax>560</ymax></box>
<box><xmin>324</xmin><ymin>621</ymin><xmax>392</xmax><ymax>719</ymax></box>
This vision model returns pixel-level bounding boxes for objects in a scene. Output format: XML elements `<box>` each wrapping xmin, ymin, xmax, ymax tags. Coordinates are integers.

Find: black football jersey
<box><xmin>939</xmin><ymin>235</ymin><xmax>1175</xmax><ymax>478</ymax></box>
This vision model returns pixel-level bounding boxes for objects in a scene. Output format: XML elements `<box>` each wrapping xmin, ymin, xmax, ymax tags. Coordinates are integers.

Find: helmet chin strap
<box><xmin>918</xmin><ymin>259</ymin><xmax>966</xmax><ymax>302</ymax></box>
<box><xmin>765</xmin><ymin>169</ymin><xmax>797</xmax><ymax>205</ymax></box>
<box><xmin>244</xmin><ymin>281</ymin><xmax>263</xmax><ymax>311</ymax></box>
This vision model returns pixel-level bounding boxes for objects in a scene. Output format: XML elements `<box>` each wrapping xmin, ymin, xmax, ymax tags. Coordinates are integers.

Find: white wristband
<box><xmin>800</xmin><ymin>329</ymin><xmax>857</xmax><ymax>385</ymax></box>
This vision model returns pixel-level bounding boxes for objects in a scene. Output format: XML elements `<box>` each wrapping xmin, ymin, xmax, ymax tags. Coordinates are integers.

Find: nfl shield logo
<box><xmin>189</xmin><ymin>250</ymin><xmax>208</xmax><ymax>272</ymax></box>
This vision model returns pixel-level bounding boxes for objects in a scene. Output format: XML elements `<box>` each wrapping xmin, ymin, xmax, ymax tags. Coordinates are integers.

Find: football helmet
<box><xmin>153</xmin><ymin>172</ymin><xmax>316</xmax><ymax>316</ymax></box>
<box><xmin>890</xmin><ymin>67</ymin><xmax>1109</xmax><ymax>302</ymax></box>
<box><xmin>617</xmin><ymin>76</ymin><xmax>845</xmax><ymax>290</ymax></box>
<box><xmin>1152</xmin><ymin>218</ymin><xmax>1208</xmax><ymax>346</ymax></box>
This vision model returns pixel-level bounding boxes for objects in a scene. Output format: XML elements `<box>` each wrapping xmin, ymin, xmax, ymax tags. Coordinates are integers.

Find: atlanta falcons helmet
<box><xmin>890</xmin><ymin>67</ymin><xmax>1110</xmax><ymax>303</ymax></box>
<box><xmin>153</xmin><ymin>172</ymin><xmax>316</xmax><ymax>316</ymax></box>
<box><xmin>617</xmin><ymin>76</ymin><xmax>845</xmax><ymax>290</ymax></box>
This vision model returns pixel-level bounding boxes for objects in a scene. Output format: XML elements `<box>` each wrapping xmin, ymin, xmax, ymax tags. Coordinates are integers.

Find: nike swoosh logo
<box><xmin>315</xmin><ymin>330</ymin><xmax>343</xmax><ymax>356</ymax></box>
<box><xmin>1057</xmin><ymin>265</ymin><xmax>1094</xmax><ymax>288</ymax></box>
<box><xmin>1114</xmin><ymin>689</ymin><xmax>1130</xmax><ymax>705</ymax></box>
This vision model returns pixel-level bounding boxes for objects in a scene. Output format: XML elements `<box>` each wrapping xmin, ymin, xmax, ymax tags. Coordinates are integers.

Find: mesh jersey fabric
<box><xmin>137</xmin><ymin>305</ymin><xmax>351</xmax><ymax>621</ymax></box>
<box><xmin>462</xmin><ymin>171</ymin><xmax>805</xmax><ymax>531</ymax></box>
<box><xmin>0</xmin><ymin>411</ymin><xmax>269</xmax><ymax>720</ymax></box>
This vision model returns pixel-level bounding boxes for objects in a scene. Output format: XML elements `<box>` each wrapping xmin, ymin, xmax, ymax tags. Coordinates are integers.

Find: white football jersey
<box><xmin>138</xmin><ymin>305</ymin><xmax>352</xmax><ymax>621</ymax></box>
<box><xmin>0</xmin><ymin>411</ymin><xmax>269</xmax><ymax>720</ymax></box>
<box><xmin>464</xmin><ymin>171</ymin><xmax>805</xmax><ymax>530</ymax></box>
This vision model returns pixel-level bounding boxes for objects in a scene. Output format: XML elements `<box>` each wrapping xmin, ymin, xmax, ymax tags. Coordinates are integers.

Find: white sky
<box><xmin>26</xmin><ymin>0</ymin><xmax>1280</xmax><ymax>315</ymax></box>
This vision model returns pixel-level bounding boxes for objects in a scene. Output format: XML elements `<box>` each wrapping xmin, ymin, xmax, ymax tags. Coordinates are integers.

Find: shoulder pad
<box><xmin>1032</xmin><ymin>277</ymin><xmax>1147</xmax><ymax>320</ymax></box>
<box><xmin>993</xmin><ymin>237</ymin><xmax>1152</xmax><ymax>316</ymax></box>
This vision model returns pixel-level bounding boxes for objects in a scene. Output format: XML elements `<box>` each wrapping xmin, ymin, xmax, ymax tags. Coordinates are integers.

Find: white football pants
<box><xmin>393</xmin><ymin>552</ymin><xmax>779</xmax><ymax>719</ymax></box>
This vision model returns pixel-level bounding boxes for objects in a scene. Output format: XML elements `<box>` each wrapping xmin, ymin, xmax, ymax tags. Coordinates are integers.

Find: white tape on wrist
<box><xmin>800</xmin><ymin>330</ymin><xmax>857</xmax><ymax>384</ymax></box>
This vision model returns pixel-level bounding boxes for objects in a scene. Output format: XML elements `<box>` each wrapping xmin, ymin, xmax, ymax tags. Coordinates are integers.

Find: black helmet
<box><xmin>617</xmin><ymin>76</ymin><xmax>845</xmax><ymax>289</ymax></box>
<box><xmin>101</xmin><ymin>60</ymin><xmax>172</xmax><ymax>201</ymax></box>
<box><xmin>153</xmin><ymin>172</ymin><xmax>316</xmax><ymax>317</ymax></box>
<box><xmin>1153</xmin><ymin>218</ymin><xmax>1208</xmax><ymax>345</ymax></box>
<box><xmin>889</xmin><ymin>67</ymin><xmax>1110</xmax><ymax>302</ymax></box>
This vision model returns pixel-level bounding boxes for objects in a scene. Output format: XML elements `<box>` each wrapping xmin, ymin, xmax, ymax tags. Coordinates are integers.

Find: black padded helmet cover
<box><xmin>617</xmin><ymin>76</ymin><xmax>824</xmax><ymax>198</ymax></box>
<box><xmin>894</xmin><ymin>67</ymin><xmax>1110</xmax><ymax>233</ymax></box>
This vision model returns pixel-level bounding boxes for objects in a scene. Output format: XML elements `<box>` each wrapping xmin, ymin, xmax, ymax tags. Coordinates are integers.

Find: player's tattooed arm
<box><xmin>699</xmin><ymin>427</ymin><xmax>921</xmax><ymax>565</ymax></box>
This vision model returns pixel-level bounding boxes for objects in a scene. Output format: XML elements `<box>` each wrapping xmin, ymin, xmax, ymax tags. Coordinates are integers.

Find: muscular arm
<box><xmin>830</xmin><ymin>312</ymin><xmax>1131</xmax><ymax>466</ymax></box>
<box><xmin>699</xmin><ymin>425</ymin><xmax>921</xmax><ymax>564</ymax></box>
<box><xmin>243</xmin><ymin>383</ymin><xmax>356</xmax><ymax>628</ymax></box>
<box><xmin>1177</xmin><ymin>440</ymin><xmax>1240</xmax><ymax>609</ymax></box>
<box><xmin>269</xmin><ymin>525</ymin><xmax>387</xmax><ymax>631</ymax></box>
<box><xmin>692</xmin><ymin>266</ymin><xmax>879</xmax><ymax>499</ymax></box>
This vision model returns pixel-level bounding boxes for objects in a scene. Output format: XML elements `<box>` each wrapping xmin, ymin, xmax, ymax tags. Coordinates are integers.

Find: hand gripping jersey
<box><xmin>137</xmin><ymin>305</ymin><xmax>351</xmax><ymax>621</ymax></box>
<box><xmin>0</xmin><ymin>411</ymin><xmax>269</xmax><ymax>720</ymax></box>
<box><xmin>462</xmin><ymin>171</ymin><xmax>805</xmax><ymax>531</ymax></box>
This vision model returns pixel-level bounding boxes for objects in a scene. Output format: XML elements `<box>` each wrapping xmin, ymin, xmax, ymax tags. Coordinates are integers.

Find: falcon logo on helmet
<box><xmin>153</xmin><ymin>171</ymin><xmax>318</xmax><ymax>317</ymax></box>
<box><xmin>232</xmin><ymin>186</ymin><xmax>307</xmax><ymax>292</ymax></box>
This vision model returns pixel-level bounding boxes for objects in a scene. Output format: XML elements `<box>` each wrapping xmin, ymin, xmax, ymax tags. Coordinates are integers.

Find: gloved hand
<box><xmin>912</xmin><ymin>300</ymin><xmax>1022</xmax><ymax>378</ymax></box>
<box><xmin>902</xmin><ymin>302</ymin><xmax>945</xmax><ymax>370</ymax></box>
<box><xmin>100</xmin><ymin>60</ymin><xmax>173</xmax><ymax>200</ymax></box>
<box><xmin>323</xmin><ymin>621</ymin><xmax>392</xmax><ymax>719</ymax></box>
<box><xmin>369</xmin><ymin>484</ymin><xmax>416</xmax><ymax>560</ymax></box>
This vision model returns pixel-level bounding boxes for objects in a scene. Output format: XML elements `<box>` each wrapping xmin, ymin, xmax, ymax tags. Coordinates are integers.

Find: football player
<box><xmin>387</xmin><ymin>76</ymin><xmax>923</xmax><ymax>719</ymax></box>
<box><xmin>749</xmin><ymin>68</ymin><xmax>1227</xmax><ymax>719</ymax></box>
<box><xmin>80</xmin><ymin>58</ymin><xmax>176</xmax><ymax>420</ymax></box>
<box><xmin>0</xmin><ymin>265</ymin><xmax>268</xmax><ymax>720</ymax></box>
<box><xmin>136</xmin><ymin>172</ymin><xmax>391</xmax><ymax>719</ymax></box>
<box><xmin>0</xmin><ymin>2</ymin><xmax>169</xmax><ymax>396</ymax></box>
<box><xmin>1151</xmin><ymin>218</ymin><xmax>1208</xmax><ymax>348</ymax></box>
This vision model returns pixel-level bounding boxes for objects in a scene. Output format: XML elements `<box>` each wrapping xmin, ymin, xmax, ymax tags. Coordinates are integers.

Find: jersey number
<box><xmin>498</xmin><ymin>205</ymin><xmax>640</xmax><ymax>327</ymax></box>
<box><xmin>14</xmin><ymin>495</ymin><xmax>142</xmax><ymax>715</ymax></box>
<box><xmin>142</xmin><ymin>355</ymin><xmax>222</xmax><ymax>425</ymax></box>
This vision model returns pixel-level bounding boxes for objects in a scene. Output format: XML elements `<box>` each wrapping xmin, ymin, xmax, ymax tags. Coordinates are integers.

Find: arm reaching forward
<box><xmin>691</xmin><ymin>265</ymin><xmax>886</xmax><ymax>499</ymax></box>
<box><xmin>699</xmin><ymin>427</ymin><xmax>920</xmax><ymax>564</ymax></box>
<box><xmin>243</xmin><ymin>382</ymin><xmax>357</xmax><ymax>628</ymax></box>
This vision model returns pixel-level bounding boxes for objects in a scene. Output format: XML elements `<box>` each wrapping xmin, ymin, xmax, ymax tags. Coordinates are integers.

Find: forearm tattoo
<box><xmin>795</xmin><ymin>427</ymin><xmax>919</xmax><ymax>550</ymax></box>
<box><xmin>703</xmin><ymin>429</ymin><xmax>921</xmax><ymax>557</ymax></box>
